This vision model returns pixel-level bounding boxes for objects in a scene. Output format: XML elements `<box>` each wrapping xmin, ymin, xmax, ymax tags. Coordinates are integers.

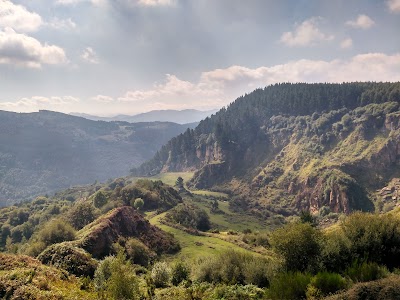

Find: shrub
<box><xmin>321</xmin><ymin>230</ymin><xmax>351</xmax><ymax>273</ymax></box>
<box><xmin>171</xmin><ymin>261</ymin><xmax>190</xmax><ymax>286</ymax></box>
<box><xmin>151</xmin><ymin>262</ymin><xmax>171</xmax><ymax>288</ymax></box>
<box><xmin>94</xmin><ymin>252</ymin><xmax>139</xmax><ymax>299</ymax></box>
<box><xmin>270</xmin><ymin>222</ymin><xmax>322</xmax><ymax>273</ymax></box>
<box><xmin>68</xmin><ymin>202</ymin><xmax>97</xmax><ymax>230</ymax></box>
<box><xmin>93</xmin><ymin>191</ymin><xmax>107</xmax><ymax>208</ymax></box>
<box><xmin>268</xmin><ymin>272</ymin><xmax>311</xmax><ymax>300</ymax></box>
<box><xmin>307</xmin><ymin>272</ymin><xmax>347</xmax><ymax>298</ymax></box>
<box><xmin>193</xmin><ymin>250</ymin><xmax>272</xmax><ymax>288</ymax></box>
<box><xmin>37</xmin><ymin>218</ymin><xmax>76</xmax><ymax>246</ymax></box>
<box><xmin>345</xmin><ymin>261</ymin><xmax>388</xmax><ymax>283</ymax></box>
<box><xmin>124</xmin><ymin>238</ymin><xmax>155</xmax><ymax>267</ymax></box>
<box><xmin>132</xmin><ymin>198</ymin><xmax>144</xmax><ymax>211</ymax></box>
<box><xmin>38</xmin><ymin>243</ymin><xmax>98</xmax><ymax>277</ymax></box>
<box><xmin>165</xmin><ymin>203</ymin><xmax>210</xmax><ymax>231</ymax></box>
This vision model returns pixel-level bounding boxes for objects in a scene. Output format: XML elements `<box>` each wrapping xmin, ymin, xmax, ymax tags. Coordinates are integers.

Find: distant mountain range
<box><xmin>70</xmin><ymin>109</ymin><xmax>218</xmax><ymax>124</ymax></box>
<box><xmin>0</xmin><ymin>110</ymin><xmax>197</xmax><ymax>205</ymax></box>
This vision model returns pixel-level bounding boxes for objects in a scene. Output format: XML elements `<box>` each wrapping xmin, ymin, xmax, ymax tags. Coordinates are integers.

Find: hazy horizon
<box><xmin>1</xmin><ymin>0</ymin><xmax>399</xmax><ymax>116</ymax></box>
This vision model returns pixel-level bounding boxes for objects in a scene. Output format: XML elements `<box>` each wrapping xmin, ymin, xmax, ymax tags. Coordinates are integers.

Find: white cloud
<box><xmin>114</xmin><ymin>52</ymin><xmax>400</xmax><ymax>113</ymax></box>
<box><xmin>0</xmin><ymin>27</ymin><xmax>67</xmax><ymax>68</ymax></box>
<box><xmin>387</xmin><ymin>0</ymin><xmax>400</xmax><ymax>13</ymax></box>
<box><xmin>47</xmin><ymin>17</ymin><xmax>76</xmax><ymax>30</ymax></box>
<box><xmin>280</xmin><ymin>17</ymin><xmax>334</xmax><ymax>47</ymax></box>
<box><xmin>0</xmin><ymin>96</ymin><xmax>79</xmax><ymax>112</ymax></box>
<box><xmin>340</xmin><ymin>38</ymin><xmax>353</xmax><ymax>49</ymax></box>
<box><xmin>81</xmin><ymin>47</ymin><xmax>99</xmax><ymax>64</ymax></box>
<box><xmin>346</xmin><ymin>14</ymin><xmax>375</xmax><ymax>29</ymax></box>
<box><xmin>0</xmin><ymin>0</ymin><xmax>42</xmax><ymax>32</ymax></box>
<box><xmin>91</xmin><ymin>95</ymin><xmax>114</xmax><ymax>103</ymax></box>
<box><xmin>56</xmin><ymin>0</ymin><xmax>106</xmax><ymax>6</ymax></box>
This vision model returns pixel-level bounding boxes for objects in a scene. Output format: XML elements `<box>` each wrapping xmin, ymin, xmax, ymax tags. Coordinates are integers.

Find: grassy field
<box><xmin>190</xmin><ymin>190</ymin><xmax>229</xmax><ymax>198</ymax></box>
<box><xmin>131</xmin><ymin>172</ymin><xmax>194</xmax><ymax>187</ymax></box>
<box><xmin>148</xmin><ymin>212</ymin><xmax>260</xmax><ymax>262</ymax></box>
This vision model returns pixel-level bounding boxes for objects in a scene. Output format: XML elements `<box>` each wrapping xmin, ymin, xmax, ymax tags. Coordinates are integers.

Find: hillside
<box><xmin>0</xmin><ymin>110</ymin><xmax>196</xmax><ymax>206</ymax></box>
<box><xmin>133</xmin><ymin>82</ymin><xmax>400</xmax><ymax>215</ymax></box>
<box><xmin>71</xmin><ymin>109</ymin><xmax>218</xmax><ymax>124</ymax></box>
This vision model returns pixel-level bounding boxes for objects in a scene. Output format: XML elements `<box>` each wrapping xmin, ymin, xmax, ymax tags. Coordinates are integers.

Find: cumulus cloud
<box><xmin>113</xmin><ymin>52</ymin><xmax>400</xmax><ymax>112</ymax></box>
<box><xmin>0</xmin><ymin>27</ymin><xmax>67</xmax><ymax>68</ymax></box>
<box><xmin>340</xmin><ymin>38</ymin><xmax>353</xmax><ymax>49</ymax></box>
<box><xmin>81</xmin><ymin>47</ymin><xmax>99</xmax><ymax>64</ymax></box>
<box><xmin>0</xmin><ymin>96</ymin><xmax>79</xmax><ymax>112</ymax></box>
<box><xmin>387</xmin><ymin>0</ymin><xmax>400</xmax><ymax>13</ymax></box>
<box><xmin>0</xmin><ymin>0</ymin><xmax>42</xmax><ymax>32</ymax></box>
<box><xmin>280</xmin><ymin>17</ymin><xmax>334</xmax><ymax>47</ymax></box>
<box><xmin>346</xmin><ymin>14</ymin><xmax>375</xmax><ymax>29</ymax></box>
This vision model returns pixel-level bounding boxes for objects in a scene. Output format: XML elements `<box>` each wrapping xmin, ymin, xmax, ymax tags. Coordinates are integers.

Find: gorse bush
<box><xmin>307</xmin><ymin>272</ymin><xmax>347</xmax><ymax>297</ymax></box>
<box><xmin>165</xmin><ymin>203</ymin><xmax>210</xmax><ymax>231</ymax></box>
<box><xmin>171</xmin><ymin>261</ymin><xmax>190</xmax><ymax>286</ymax></box>
<box><xmin>37</xmin><ymin>218</ymin><xmax>76</xmax><ymax>247</ymax></box>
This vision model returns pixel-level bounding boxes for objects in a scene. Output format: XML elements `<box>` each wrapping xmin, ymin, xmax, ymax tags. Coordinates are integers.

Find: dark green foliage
<box><xmin>93</xmin><ymin>191</ymin><xmax>107</xmax><ymax>208</ymax></box>
<box><xmin>171</xmin><ymin>261</ymin><xmax>190</xmax><ymax>286</ymax></box>
<box><xmin>341</xmin><ymin>212</ymin><xmax>400</xmax><ymax>269</ymax></box>
<box><xmin>123</xmin><ymin>238</ymin><xmax>155</xmax><ymax>267</ymax></box>
<box><xmin>120</xmin><ymin>180</ymin><xmax>182</xmax><ymax>211</ymax></box>
<box><xmin>37</xmin><ymin>218</ymin><xmax>76</xmax><ymax>247</ymax></box>
<box><xmin>194</xmin><ymin>250</ymin><xmax>271</xmax><ymax>287</ymax></box>
<box><xmin>151</xmin><ymin>262</ymin><xmax>171</xmax><ymax>288</ymax></box>
<box><xmin>268</xmin><ymin>272</ymin><xmax>311</xmax><ymax>300</ymax></box>
<box><xmin>132</xmin><ymin>198</ymin><xmax>144</xmax><ymax>211</ymax></box>
<box><xmin>68</xmin><ymin>201</ymin><xmax>97</xmax><ymax>230</ymax></box>
<box><xmin>321</xmin><ymin>230</ymin><xmax>352</xmax><ymax>273</ymax></box>
<box><xmin>94</xmin><ymin>252</ymin><xmax>140</xmax><ymax>300</ymax></box>
<box><xmin>308</xmin><ymin>272</ymin><xmax>347</xmax><ymax>297</ymax></box>
<box><xmin>270</xmin><ymin>222</ymin><xmax>322</xmax><ymax>273</ymax></box>
<box><xmin>299</xmin><ymin>210</ymin><xmax>317</xmax><ymax>226</ymax></box>
<box><xmin>345</xmin><ymin>261</ymin><xmax>388</xmax><ymax>283</ymax></box>
<box><xmin>38</xmin><ymin>243</ymin><xmax>98</xmax><ymax>277</ymax></box>
<box><xmin>165</xmin><ymin>203</ymin><xmax>210</xmax><ymax>231</ymax></box>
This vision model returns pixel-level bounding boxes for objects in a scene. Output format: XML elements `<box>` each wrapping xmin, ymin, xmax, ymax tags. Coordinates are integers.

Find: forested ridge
<box><xmin>133</xmin><ymin>82</ymin><xmax>400</xmax><ymax>176</ymax></box>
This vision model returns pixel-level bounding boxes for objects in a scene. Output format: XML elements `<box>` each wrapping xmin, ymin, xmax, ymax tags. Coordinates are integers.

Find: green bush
<box><xmin>193</xmin><ymin>250</ymin><xmax>271</xmax><ymax>288</ymax></box>
<box><xmin>345</xmin><ymin>261</ymin><xmax>388</xmax><ymax>283</ymax></box>
<box><xmin>93</xmin><ymin>191</ymin><xmax>107</xmax><ymax>208</ymax></box>
<box><xmin>165</xmin><ymin>203</ymin><xmax>210</xmax><ymax>231</ymax></box>
<box><xmin>94</xmin><ymin>252</ymin><xmax>139</xmax><ymax>299</ymax></box>
<box><xmin>270</xmin><ymin>222</ymin><xmax>322</xmax><ymax>273</ymax></box>
<box><xmin>171</xmin><ymin>261</ymin><xmax>190</xmax><ymax>286</ymax></box>
<box><xmin>307</xmin><ymin>272</ymin><xmax>347</xmax><ymax>297</ymax></box>
<box><xmin>151</xmin><ymin>262</ymin><xmax>171</xmax><ymax>288</ymax></box>
<box><xmin>68</xmin><ymin>202</ymin><xmax>97</xmax><ymax>230</ymax></box>
<box><xmin>268</xmin><ymin>272</ymin><xmax>311</xmax><ymax>300</ymax></box>
<box><xmin>124</xmin><ymin>238</ymin><xmax>155</xmax><ymax>267</ymax></box>
<box><xmin>37</xmin><ymin>218</ymin><xmax>76</xmax><ymax>246</ymax></box>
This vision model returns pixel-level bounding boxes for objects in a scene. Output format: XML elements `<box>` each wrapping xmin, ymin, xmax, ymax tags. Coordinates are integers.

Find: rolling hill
<box><xmin>0</xmin><ymin>110</ymin><xmax>196</xmax><ymax>205</ymax></box>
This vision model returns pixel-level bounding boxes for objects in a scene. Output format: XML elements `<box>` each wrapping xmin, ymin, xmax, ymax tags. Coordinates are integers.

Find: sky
<box><xmin>0</xmin><ymin>0</ymin><xmax>399</xmax><ymax>116</ymax></box>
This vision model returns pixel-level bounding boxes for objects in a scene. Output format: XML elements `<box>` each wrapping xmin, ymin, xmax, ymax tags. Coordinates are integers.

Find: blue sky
<box><xmin>0</xmin><ymin>0</ymin><xmax>399</xmax><ymax>116</ymax></box>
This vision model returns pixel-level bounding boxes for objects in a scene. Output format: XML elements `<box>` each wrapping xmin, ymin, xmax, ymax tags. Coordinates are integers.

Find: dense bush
<box><xmin>268</xmin><ymin>272</ymin><xmax>311</xmax><ymax>300</ymax></box>
<box><xmin>341</xmin><ymin>212</ymin><xmax>400</xmax><ymax>269</ymax></box>
<box><xmin>68</xmin><ymin>202</ymin><xmax>98</xmax><ymax>230</ymax></box>
<box><xmin>345</xmin><ymin>261</ymin><xmax>388</xmax><ymax>283</ymax></box>
<box><xmin>94</xmin><ymin>252</ymin><xmax>139</xmax><ymax>300</ymax></box>
<box><xmin>38</xmin><ymin>243</ymin><xmax>98</xmax><ymax>277</ymax></box>
<box><xmin>171</xmin><ymin>261</ymin><xmax>190</xmax><ymax>286</ymax></box>
<box><xmin>307</xmin><ymin>272</ymin><xmax>347</xmax><ymax>298</ymax></box>
<box><xmin>270</xmin><ymin>222</ymin><xmax>322</xmax><ymax>273</ymax></box>
<box><xmin>151</xmin><ymin>262</ymin><xmax>171</xmax><ymax>288</ymax></box>
<box><xmin>37</xmin><ymin>218</ymin><xmax>76</xmax><ymax>247</ymax></box>
<box><xmin>124</xmin><ymin>238</ymin><xmax>155</xmax><ymax>267</ymax></box>
<box><xmin>165</xmin><ymin>203</ymin><xmax>210</xmax><ymax>231</ymax></box>
<box><xmin>194</xmin><ymin>250</ymin><xmax>272</xmax><ymax>287</ymax></box>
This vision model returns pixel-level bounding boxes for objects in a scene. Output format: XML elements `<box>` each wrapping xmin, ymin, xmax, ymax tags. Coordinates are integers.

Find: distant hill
<box><xmin>132</xmin><ymin>82</ymin><xmax>400</xmax><ymax>215</ymax></box>
<box><xmin>0</xmin><ymin>110</ymin><xmax>196</xmax><ymax>205</ymax></box>
<box><xmin>71</xmin><ymin>109</ymin><xmax>218</xmax><ymax>124</ymax></box>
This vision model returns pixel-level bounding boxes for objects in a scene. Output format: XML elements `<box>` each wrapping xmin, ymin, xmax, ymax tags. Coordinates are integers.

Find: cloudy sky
<box><xmin>0</xmin><ymin>0</ymin><xmax>399</xmax><ymax>116</ymax></box>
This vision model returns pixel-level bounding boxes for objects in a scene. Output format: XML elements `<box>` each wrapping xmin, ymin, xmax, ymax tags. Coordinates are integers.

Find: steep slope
<box><xmin>133</xmin><ymin>82</ymin><xmax>400</xmax><ymax>215</ymax></box>
<box><xmin>0</xmin><ymin>110</ymin><xmax>195</xmax><ymax>205</ymax></box>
